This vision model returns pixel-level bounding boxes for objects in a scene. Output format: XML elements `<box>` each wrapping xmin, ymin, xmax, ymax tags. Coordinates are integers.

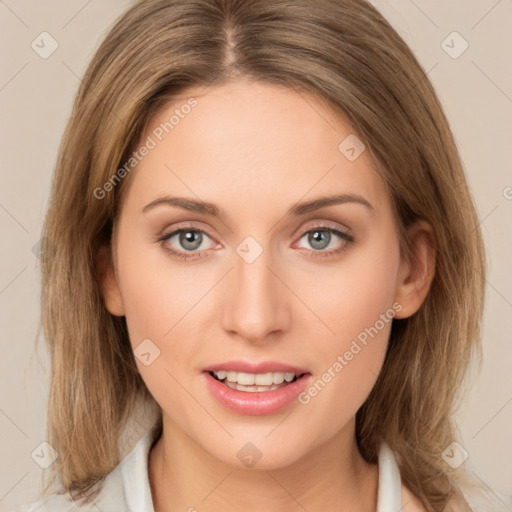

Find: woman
<box><xmin>11</xmin><ymin>0</ymin><xmax>511</xmax><ymax>511</ymax></box>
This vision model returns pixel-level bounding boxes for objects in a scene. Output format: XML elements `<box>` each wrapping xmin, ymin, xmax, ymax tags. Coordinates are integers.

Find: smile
<box><xmin>203</xmin><ymin>370</ymin><xmax>312</xmax><ymax>416</ymax></box>
<box><xmin>209</xmin><ymin>370</ymin><xmax>302</xmax><ymax>392</ymax></box>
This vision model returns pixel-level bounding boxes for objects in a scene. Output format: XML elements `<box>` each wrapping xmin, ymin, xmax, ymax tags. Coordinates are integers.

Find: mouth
<box><xmin>202</xmin><ymin>361</ymin><xmax>312</xmax><ymax>415</ymax></box>
<box><xmin>207</xmin><ymin>370</ymin><xmax>306</xmax><ymax>393</ymax></box>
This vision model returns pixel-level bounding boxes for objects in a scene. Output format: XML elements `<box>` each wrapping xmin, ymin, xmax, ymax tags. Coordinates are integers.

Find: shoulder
<box><xmin>8</xmin><ymin>464</ymin><xmax>128</xmax><ymax>512</ymax></box>
<box><xmin>7</xmin><ymin>492</ymin><xmax>86</xmax><ymax>512</ymax></box>
<box><xmin>456</xmin><ymin>481</ymin><xmax>512</xmax><ymax>512</ymax></box>
<box><xmin>9</xmin><ymin>426</ymin><xmax>159</xmax><ymax>512</ymax></box>
<box><xmin>13</xmin><ymin>469</ymin><xmax>132</xmax><ymax>511</ymax></box>
<box><xmin>8</xmin><ymin>474</ymin><xmax>128</xmax><ymax>512</ymax></box>
<box><xmin>400</xmin><ymin>479</ymin><xmax>512</xmax><ymax>512</ymax></box>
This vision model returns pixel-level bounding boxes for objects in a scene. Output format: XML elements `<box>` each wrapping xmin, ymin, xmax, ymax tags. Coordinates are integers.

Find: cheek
<box><xmin>116</xmin><ymin>241</ymin><xmax>208</xmax><ymax>423</ymax></box>
<box><xmin>115</xmin><ymin>230</ymin><xmax>209</xmax><ymax>385</ymax></box>
<box><xmin>116</xmin><ymin>221</ymin><xmax>203</xmax><ymax>339</ymax></box>
<box><xmin>293</xmin><ymin>230</ymin><xmax>400</xmax><ymax>418</ymax></box>
<box><xmin>298</xmin><ymin>228</ymin><xmax>401</xmax><ymax>354</ymax></box>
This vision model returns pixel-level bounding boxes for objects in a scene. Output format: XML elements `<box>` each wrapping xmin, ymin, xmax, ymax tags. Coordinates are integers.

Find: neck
<box><xmin>148</xmin><ymin>416</ymin><xmax>379</xmax><ymax>512</ymax></box>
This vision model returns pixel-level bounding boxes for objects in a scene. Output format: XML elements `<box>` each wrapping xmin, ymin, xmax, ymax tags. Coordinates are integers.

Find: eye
<box><xmin>295</xmin><ymin>225</ymin><xmax>354</xmax><ymax>257</ymax></box>
<box><xmin>157</xmin><ymin>226</ymin><xmax>217</xmax><ymax>260</ymax></box>
<box><xmin>156</xmin><ymin>222</ymin><xmax>355</xmax><ymax>261</ymax></box>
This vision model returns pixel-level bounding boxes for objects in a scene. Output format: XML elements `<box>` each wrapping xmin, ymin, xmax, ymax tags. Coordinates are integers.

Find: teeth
<box><xmin>284</xmin><ymin>372</ymin><xmax>296</xmax><ymax>382</ymax></box>
<box><xmin>213</xmin><ymin>371</ymin><xmax>300</xmax><ymax>386</ymax></box>
<box><xmin>224</xmin><ymin>381</ymin><xmax>284</xmax><ymax>392</ymax></box>
<box><xmin>254</xmin><ymin>373</ymin><xmax>273</xmax><ymax>385</ymax></box>
<box><xmin>272</xmin><ymin>372</ymin><xmax>285</xmax><ymax>384</ymax></box>
<box><xmin>226</xmin><ymin>371</ymin><xmax>238</xmax><ymax>383</ymax></box>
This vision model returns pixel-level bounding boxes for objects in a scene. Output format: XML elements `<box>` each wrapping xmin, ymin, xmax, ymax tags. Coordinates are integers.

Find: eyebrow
<box><xmin>142</xmin><ymin>193</ymin><xmax>374</xmax><ymax>218</ymax></box>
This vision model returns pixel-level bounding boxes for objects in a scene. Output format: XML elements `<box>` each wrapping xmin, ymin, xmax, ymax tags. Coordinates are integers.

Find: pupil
<box><xmin>180</xmin><ymin>230</ymin><xmax>201</xmax><ymax>251</ymax></box>
<box><xmin>310</xmin><ymin>230</ymin><xmax>330</xmax><ymax>250</ymax></box>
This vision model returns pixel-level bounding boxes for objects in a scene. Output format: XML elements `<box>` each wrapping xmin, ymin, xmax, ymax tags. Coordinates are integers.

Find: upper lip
<box><xmin>203</xmin><ymin>360</ymin><xmax>310</xmax><ymax>375</ymax></box>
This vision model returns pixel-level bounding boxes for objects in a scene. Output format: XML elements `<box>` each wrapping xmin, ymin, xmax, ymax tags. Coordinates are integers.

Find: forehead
<box><xmin>121</xmin><ymin>79</ymin><xmax>388</xmax><ymax>221</ymax></box>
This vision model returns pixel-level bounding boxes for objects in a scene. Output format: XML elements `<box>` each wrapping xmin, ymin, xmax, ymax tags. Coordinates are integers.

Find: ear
<box><xmin>393</xmin><ymin>220</ymin><xmax>436</xmax><ymax>319</ymax></box>
<box><xmin>96</xmin><ymin>244</ymin><xmax>125</xmax><ymax>317</ymax></box>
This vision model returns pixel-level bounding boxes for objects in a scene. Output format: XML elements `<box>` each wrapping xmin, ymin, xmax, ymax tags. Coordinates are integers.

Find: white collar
<box><xmin>376</xmin><ymin>442</ymin><xmax>403</xmax><ymax>511</ymax></box>
<box><xmin>121</xmin><ymin>427</ymin><xmax>402</xmax><ymax>511</ymax></box>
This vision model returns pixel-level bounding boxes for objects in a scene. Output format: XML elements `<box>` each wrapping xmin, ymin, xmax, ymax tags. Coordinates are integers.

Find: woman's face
<box><xmin>102</xmin><ymin>78</ymin><xmax>424</xmax><ymax>469</ymax></box>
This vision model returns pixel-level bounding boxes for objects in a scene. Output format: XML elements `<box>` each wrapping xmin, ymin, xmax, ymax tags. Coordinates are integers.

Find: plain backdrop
<box><xmin>0</xmin><ymin>1</ymin><xmax>511</xmax><ymax>510</ymax></box>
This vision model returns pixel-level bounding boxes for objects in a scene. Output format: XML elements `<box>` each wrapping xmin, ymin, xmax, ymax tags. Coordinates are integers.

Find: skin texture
<box><xmin>99</xmin><ymin>78</ymin><xmax>434</xmax><ymax>511</ymax></box>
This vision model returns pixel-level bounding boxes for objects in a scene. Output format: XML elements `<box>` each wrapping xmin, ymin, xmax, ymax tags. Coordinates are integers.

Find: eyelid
<box><xmin>158</xmin><ymin>221</ymin><xmax>216</xmax><ymax>238</ymax></box>
<box><xmin>154</xmin><ymin>221</ymin><xmax>218</xmax><ymax>248</ymax></box>
<box><xmin>296</xmin><ymin>219</ymin><xmax>352</xmax><ymax>237</ymax></box>
<box><xmin>157</xmin><ymin>219</ymin><xmax>351</xmax><ymax>243</ymax></box>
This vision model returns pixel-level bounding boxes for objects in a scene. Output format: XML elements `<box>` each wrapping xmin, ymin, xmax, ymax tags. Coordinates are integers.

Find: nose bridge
<box><xmin>221</xmin><ymin>239</ymin><xmax>290</xmax><ymax>343</ymax></box>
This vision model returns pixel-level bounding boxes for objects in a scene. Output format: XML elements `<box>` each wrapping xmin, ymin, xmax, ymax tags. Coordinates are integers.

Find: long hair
<box><xmin>37</xmin><ymin>1</ymin><xmax>486</xmax><ymax>510</ymax></box>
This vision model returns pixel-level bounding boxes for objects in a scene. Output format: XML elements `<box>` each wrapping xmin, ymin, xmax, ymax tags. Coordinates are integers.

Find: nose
<box><xmin>220</xmin><ymin>246</ymin><xmax>291</xmax><ymax>345</ymax></box>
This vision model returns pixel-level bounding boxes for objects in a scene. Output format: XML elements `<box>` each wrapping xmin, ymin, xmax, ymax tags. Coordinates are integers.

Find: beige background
<box><xmin>0</xmin><ymin>1</ymin><xmax>511</xmax><ymax>510</ymax></box>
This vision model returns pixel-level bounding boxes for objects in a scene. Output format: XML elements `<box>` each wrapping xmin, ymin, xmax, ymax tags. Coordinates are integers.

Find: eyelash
<box><xmin>156</xmin><ymin>223</ymin><xmax>355</xmax><ymax>261</ymax></box>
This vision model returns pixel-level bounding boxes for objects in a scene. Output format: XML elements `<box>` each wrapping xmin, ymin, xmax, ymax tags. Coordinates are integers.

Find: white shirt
<box><xmin>10</xmin><ymin>426</ymin><xmax>512</xmax><ymax>511</ymax></box>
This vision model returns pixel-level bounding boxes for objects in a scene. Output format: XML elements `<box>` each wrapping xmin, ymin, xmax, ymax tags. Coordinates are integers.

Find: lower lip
<box><xmin>203</xmin><ymin>372</ymin><xmax>312</xmax><ymax>416</ymax></box>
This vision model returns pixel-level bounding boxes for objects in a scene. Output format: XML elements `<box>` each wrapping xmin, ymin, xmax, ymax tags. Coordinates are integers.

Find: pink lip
<box><xmin>203</xmin><ymin>360</ymin><xmax>310</xmax><ymax>375</ymax></box>
<box><xmin>202</xmin><ymin>361</ymin><xmax>312</xmax><ymax>416</ymax></box>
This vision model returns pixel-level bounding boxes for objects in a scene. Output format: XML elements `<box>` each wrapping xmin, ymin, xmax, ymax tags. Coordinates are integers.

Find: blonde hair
<box><xmin>37</xmin><ymin>0</ymin><xmax>486</xmax><ymax>510</ymax></box>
